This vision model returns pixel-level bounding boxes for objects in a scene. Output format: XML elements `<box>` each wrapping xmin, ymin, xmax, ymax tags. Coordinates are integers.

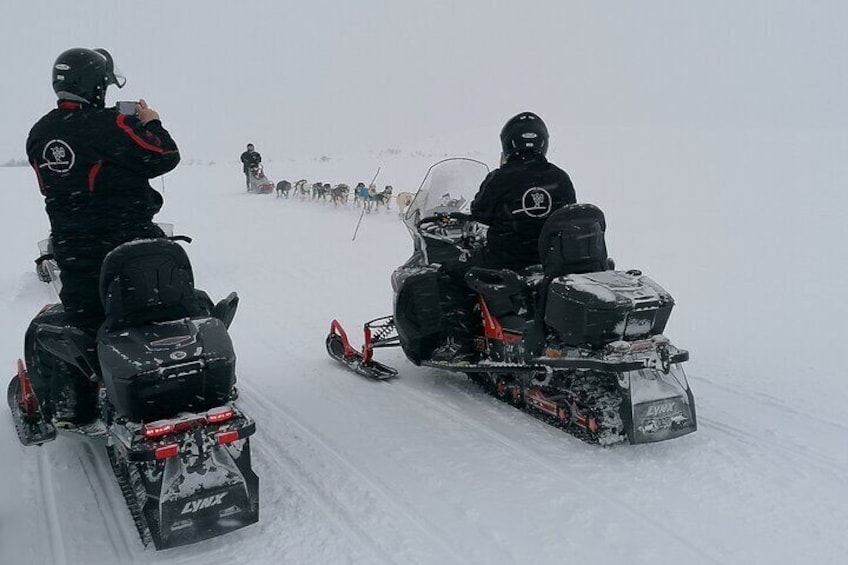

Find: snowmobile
<box><xmin>247</xmin><ymin>163</ymin><xmax>274</xmax><ymax>194</ymax></box>
<box><xmin>327</xmin><ymin>158</ymin><xmax>697</xmax><ymax>445</ymax></box>
<box><xmin>9</xmin><ymin>237</ymin><xmax>259</xmax><ymax>549</ymax></box>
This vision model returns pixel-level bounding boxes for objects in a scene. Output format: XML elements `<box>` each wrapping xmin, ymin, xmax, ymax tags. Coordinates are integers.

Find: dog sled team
<box><xmin>274</xmin><ymin>177</ymin><xmax>415</xmax><ymax>216</ymax></box>
<box><xmin>241</xmin><ymin>143</ymin><xmax>416</xmax><ymax>215</ymax></box>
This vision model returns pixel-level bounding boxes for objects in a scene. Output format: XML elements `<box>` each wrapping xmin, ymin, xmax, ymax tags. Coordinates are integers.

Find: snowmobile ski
<box><xmin>326</xmin><ymin>319</ymin><xmax>398</xmax><ymax>380</ymax></box>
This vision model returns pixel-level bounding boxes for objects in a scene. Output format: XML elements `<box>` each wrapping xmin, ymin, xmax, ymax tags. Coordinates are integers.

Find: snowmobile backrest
<box><xmin>99</xmin><ymin>239</ymin><xmax>204</xmax><ymax>332</ymax></box>
<box><xmin>538</xmin><ymin>203</ymin><xmax>609</xmax><ymax>277</ymax></box>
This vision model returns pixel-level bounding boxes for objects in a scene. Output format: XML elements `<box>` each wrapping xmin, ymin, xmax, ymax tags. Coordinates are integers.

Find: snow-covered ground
<box><xmin>1</xmin><ymin>125</ymin><xmax>847</xmax><ymax>565</ymax></box>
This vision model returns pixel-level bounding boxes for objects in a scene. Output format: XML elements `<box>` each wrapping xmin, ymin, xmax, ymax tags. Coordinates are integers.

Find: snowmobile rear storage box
<box><xmin>98</xmin><ymin>317</ymin><xmax>236</xmax><ymax>422</ymax></box>
<box><xmin>545</xmin><ymin>270</ymin><xmax>674</xmax><ymax>347</ymax></box>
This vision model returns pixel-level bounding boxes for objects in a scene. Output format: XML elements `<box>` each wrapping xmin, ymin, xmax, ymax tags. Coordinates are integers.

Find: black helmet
<box><xmin>500</xmin><ymin>112</ymin><xmax>549</xmax><ymax>161</ymax></box>
<box><xmin>52</xmin><ymin>48</ymin><xmax>125</xmax><ymax>107</ymax></box>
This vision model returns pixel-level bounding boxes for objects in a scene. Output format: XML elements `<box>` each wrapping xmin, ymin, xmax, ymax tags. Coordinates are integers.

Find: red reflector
<box><xmin>207</xmin><ymin>408</ymin><xmax>234</xmax><ymax>424</ymax></box>
<box><xmin>144</xmin><ymin>421</ymin><xmax>174</xmax><ymax>439</ymax></box>
<box><xmin>173</xmin><ymin>416</ymin><xmax>205</xmax><ymax>433</ymax></box>
<box><xmin>216</xmin><ymin>431</ymin><xmax>239</xmax><ymax>445</ymax></box>
<box><xmin>155</xmin><ymin>444</ymin><xmax>179</xmax><ymax>459</ymax></box>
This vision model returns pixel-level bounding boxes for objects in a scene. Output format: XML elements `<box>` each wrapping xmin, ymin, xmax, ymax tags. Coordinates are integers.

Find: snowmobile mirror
<box><xmin>212</xmin><ymin>292</ymin><xmax>240</xmax><ymax>329</ymax></box>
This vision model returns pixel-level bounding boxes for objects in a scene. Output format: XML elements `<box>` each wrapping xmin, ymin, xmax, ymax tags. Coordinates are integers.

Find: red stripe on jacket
<box><xmin>116</xmin><ymin>114</ymin><xmax>175</xmax><ymax>154</ymax></box>
<box><xmin>88</xmin><ymin>161</ymin><xmax>102</xmax><ymax>193</ymax></box>
<box><xmin>30</xmin><ymin>159</ymin><xmax>46</xmax><ymax>195</ymax></box>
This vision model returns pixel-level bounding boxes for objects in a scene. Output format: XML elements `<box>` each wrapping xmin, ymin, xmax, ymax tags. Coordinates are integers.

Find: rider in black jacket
<box><xmin>471</xmin><ymin>112</ymin><xmax>576</xmax><ymax>270</ymax></box>
<box><xmin>432</xmin><ymin>112</ymin><xmax>576</xmax><ymax>362</ymax></box>
<box><xmin>27</xmin><ymin>48</ymin><xmax>180</xmax><ymax>328</ymax></box>
<box><xmin>240</xmin><ymin>144</ymin><xmax>262</xmax><ymax>190</ymax></box>
<box><xmin>23</xmin><ymin>47</ymin><xmax>180</xmax><ymax>424</ymax></box>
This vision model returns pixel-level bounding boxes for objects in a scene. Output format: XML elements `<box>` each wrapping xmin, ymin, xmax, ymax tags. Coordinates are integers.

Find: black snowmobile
<box><xmin>327</xmin><ymin>158</ymin><xmax>697</xmax><ymax>445</ymax></box>
<box><xmin>9</xmin><ymin>237</ymin><xmax>259</xmax><ymax>549</ymax></box>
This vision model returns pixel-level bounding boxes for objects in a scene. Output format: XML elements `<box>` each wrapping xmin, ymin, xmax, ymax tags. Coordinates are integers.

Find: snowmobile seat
<box><xmin>465</xmin><ymin>267</ymin><xmax>533</xmax><ymax>333</ymax></box>
<box><xmin>538</xmin><ymin>203</ymin><xmax>610</xmax><ymax>277</ymax></box>
<box><xmin>99</xmin><ymin>239</ymin><xmax>206</xmax><ymax>333</ymax></box>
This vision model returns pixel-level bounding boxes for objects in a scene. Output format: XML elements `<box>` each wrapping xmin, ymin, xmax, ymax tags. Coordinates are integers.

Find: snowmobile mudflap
<box><xmin>112</xmin><ymin>407</ymin><xmax>260</xmax><ymax>550</ymax></box>
<box><xmin>622</xmin><ymin>365</ymin><xmax>698</xmax><ymax>444</ymax></box>
<box><xmin>7</xmin><ymin>359</ymin><xmax>57</xmax><ymax>446</ymax></box>
<box><xmin>326</xmin><ymin>320</ymin><xmax>398</xmax><ymax>380</ymax></box>
<box><xmin>154</xmin><ymin>443</ymin><xmax>259</xmax><ymax>549</ymax></box>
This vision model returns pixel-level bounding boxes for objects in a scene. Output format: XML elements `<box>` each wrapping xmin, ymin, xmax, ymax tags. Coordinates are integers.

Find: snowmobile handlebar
<box><xmin>415</xmin><ymin>211</ymin><xmax>473</xmax><ymax>228</ymax></box>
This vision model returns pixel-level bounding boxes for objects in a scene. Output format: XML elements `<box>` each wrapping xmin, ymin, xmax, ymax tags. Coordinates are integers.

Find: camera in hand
<box><xmin>116</xmin><ymin>101</ymin><xmax>138</xmax><ymax>115</ymax></box>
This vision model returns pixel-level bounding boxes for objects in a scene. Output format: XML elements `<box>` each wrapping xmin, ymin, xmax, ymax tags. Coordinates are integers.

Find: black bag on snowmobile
<box><xmin>537</xmin><ymin>204</ymin><xmax>674</xmax><ymax>348</ymax></box>
<box><xmin>97</xmin><ymin>239</ymin><xmax>236</xmax><ymax>421</ymax></box>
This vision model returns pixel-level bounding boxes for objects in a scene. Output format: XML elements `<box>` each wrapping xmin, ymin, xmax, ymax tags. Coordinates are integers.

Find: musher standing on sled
<box><xmin>432</xmin><ymin>111</ymin><xmax>577</xmax><ymax>362</ymax></box>
<box><xmin>240</xmin><ymin>143</ymin><xmax>261</xmax><ymax>190</ymax></box>
<box><xmin>18</xmin><ymin>47</ymin><xmax>180</xmax><ymax>427</ymax></box>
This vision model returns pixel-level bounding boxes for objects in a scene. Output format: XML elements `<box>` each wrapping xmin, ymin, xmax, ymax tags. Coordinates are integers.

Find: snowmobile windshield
<box><xmin>403</xmin><ymin>158</ymin><xmax>489</xmax><ymax>230</ymax></box>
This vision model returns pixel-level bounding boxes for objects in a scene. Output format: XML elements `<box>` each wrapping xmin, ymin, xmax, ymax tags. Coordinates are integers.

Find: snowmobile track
<box><xmin>37</xmin><ymin>449</ymin><xmax>68</xmax><ymax>565</ymax></box>
<box><xmin>397</xmin><ymin>374</ymin><xmax>724</xmax><ymax>565</ymax></box>
<box><xmin>78</xmin><ymin>441</ymin><xmax>137</xmax><ymax>563</ymax></box>
<box><xmin>241</xmin><ymin>382</ymin><xmax>479</xmax><ymax>565</ymax></box>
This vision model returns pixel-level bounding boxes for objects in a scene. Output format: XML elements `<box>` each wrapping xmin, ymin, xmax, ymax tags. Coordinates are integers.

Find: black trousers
<box><xmin>52</xmin><ymin>224</ymin><xmax>166</xmax><ymax>332</ymax></box>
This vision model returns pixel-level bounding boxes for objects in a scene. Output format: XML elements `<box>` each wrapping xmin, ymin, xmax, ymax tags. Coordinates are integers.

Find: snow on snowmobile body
<box><xmin>9</xmin><ymin>237</ymin><xmax>259</xmax><ymax>549</ymax></box>
<box><xmin>327</xmin><ymin>158</ymin><xmax>697</xmax><ymax>445</ymax></box>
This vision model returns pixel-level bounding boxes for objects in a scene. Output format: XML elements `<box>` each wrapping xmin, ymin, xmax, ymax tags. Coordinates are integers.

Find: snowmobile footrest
<box><xmin>7</xmin><ymin>376</ymin><xmax>56</xmax><ymax>446</ymax></box>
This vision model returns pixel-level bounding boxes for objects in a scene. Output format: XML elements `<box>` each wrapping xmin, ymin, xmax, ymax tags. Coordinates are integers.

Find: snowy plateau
<box><xmin>1</xmin><ymin>125</ymin><xmax>847</xmax><ymax>565</ymax></box>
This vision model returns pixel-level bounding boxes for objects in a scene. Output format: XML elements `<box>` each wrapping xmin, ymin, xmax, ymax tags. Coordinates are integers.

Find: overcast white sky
<box><xmin>1</xmin><ymin>1</ymin><xmax>846</xmax><ymax>162</ymax></box>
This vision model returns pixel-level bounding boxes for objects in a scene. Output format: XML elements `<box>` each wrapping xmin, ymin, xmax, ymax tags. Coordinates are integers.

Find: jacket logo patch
<box><xmin>512</xmin><ymin>187</ymin><xmax>552</xmax><ymax>218</ymax></box>
<box><xmin>40</xmin><ymin>139</ymin><xmax>76</xmax><ymax>173</ymax></box>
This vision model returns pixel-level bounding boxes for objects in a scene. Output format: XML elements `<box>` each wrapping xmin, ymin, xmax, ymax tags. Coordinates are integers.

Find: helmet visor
<box><xmin>94</xmin><ymin>48</ymin><xmax>126</xmax><ymax>88</ymax></box>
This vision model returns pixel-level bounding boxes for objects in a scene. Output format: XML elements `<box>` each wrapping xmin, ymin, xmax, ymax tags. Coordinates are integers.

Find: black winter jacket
<box><xmin>240</xmin><ymin>150</ymin><xmax>262</xmax><ymax>172</ymax></box>
<box><xmin>471</xmin><ymin>154</ymin><xmax>576</xmax><ymax>270</ymax></box>
<box><xmin>26</xmin><ymin>100</ymin><xmax>180</xmax><ymax>239</ymax></box>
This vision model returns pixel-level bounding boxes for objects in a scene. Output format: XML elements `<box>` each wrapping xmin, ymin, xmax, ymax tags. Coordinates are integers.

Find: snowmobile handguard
<box><xmin>34</xmin><ymin>253</ymin><xmax>54</xmax><ymax>266</ymax></box>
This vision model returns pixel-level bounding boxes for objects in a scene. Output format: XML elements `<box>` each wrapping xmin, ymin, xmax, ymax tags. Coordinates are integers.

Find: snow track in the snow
<box><xmin>390</xmin><ymin>375</ymin><xmax>724</xmax><ymax>565</ymax></box>
<box><xmin>698</xmin><ymin>416</ymin><xmax>845</xmax><ymax>480</ymax></box>
<box><xmin>78</xmin><ymin>441</ymin><xmax>137</xmax><ymax>564</ymax></box>
<box><xmin>37</xmin><ymin>449</ymin><xmax>68</xmax><ymax>565</ymax></box>
<box><xmin>242</xmin><ymin>382</ymin><xmax>480</xmax><ymax>565</ymax></box>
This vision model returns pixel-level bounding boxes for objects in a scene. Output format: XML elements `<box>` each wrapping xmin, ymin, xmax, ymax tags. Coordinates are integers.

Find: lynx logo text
<box><xmin>181</xmin><ymin>493</ymin><xmax>227</xmax><ymax>514</ymax></box>
<box><xmin>645</xmin><ymin>402</ymin><xmax>675</xmax><ymax>418</ymax></box>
